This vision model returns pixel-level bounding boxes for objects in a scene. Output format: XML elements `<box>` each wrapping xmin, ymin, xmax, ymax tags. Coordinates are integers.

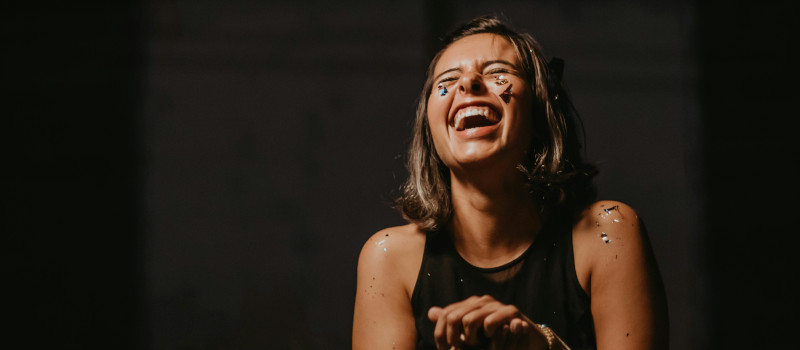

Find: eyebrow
<box><xmin>433</xmin><ymin>59</ymin><xmax>519</xmax><ymax>82</ymax></box>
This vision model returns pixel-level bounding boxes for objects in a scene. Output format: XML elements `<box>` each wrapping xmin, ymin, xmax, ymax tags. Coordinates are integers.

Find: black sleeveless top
<box><xmin>411</xmin><ymin>213</ymin><xmax>596</xmax><ymax>350</ymax></box>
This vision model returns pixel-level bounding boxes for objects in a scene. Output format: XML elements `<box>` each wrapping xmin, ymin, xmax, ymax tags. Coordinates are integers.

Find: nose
<box><xmin>458</xmin><ymin>72</ymin><xmax>486</xmax><ymax>95</ymax></box>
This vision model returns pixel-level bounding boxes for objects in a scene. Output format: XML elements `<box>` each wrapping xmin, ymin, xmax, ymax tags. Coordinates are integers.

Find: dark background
<box><xmin>5</xmin><ymin>0</ymin><xmax>798</xmax><ymax>349</ymax></box>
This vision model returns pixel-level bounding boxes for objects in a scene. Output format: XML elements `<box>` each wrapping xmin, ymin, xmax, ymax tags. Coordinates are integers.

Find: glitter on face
<box><xmin>438</xmin><ymin>83</ymin><xmax>448</xmax><ymax>96</ymax></box>
<box><xmin>601</xmin><ymin>232</ymin><xmax>612</xmax><ymax>244</ymax></box>
<box><xmin>500</xmin><ymin>84</ymin><xmax>513</xmax><ymax>103</ymax></box>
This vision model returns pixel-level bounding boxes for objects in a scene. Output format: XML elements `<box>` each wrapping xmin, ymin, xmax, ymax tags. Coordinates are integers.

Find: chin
<box><xmin>458</xmin><ymin>139</ymin><xmax>530</xmax><ymax>168</ymax></box>
<box><xmin>450</xmin><ymin>148</ymin><xmax>514</xmax><ymax>170</ymax></box>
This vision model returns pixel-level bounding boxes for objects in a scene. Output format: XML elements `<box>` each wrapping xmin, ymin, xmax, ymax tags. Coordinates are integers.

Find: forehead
<box><xmin>434</xmin><ymin>33</ymin><xmax>519</xmax><ymax>74</ymax></box>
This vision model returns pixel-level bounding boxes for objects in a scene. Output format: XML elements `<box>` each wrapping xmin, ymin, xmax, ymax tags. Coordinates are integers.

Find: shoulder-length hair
<box><xmin>396</xmin><ymin>15</ymin><xmax>598</xmax><ymax>232</ymax></box>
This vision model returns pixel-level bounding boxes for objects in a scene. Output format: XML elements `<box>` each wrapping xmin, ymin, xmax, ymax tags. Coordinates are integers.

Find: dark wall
<box><xmin>140</xmin><ymin>2</ymin><xmax>425</xmax><ymax>348</ymax></box>
<box><xmin>5</xmin><ymin>2</ymin><xmax>143</xmax><ymax>349</ymax></box>
<box><xmin>698</xmin><ymin>1</ymin><xmax>800</xmax><ymax>348</ymax></box>
<box><xmin>6</xmin><ymin>0</ymin><xmax>798</xmax><ymax>349</ymax></box>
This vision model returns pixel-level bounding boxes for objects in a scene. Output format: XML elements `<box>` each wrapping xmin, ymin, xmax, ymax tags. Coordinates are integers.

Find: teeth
<box><xmin>454</xmin><ymin>106</ymin><xmax>496</xmax><ymax>131</ymax></box>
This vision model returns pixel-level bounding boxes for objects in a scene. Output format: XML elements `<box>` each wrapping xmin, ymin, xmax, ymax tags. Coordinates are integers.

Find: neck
<box><xmin>448</xmin><ymin>168</ymin><xmax>542</xmax><ymax>268</ymax></box>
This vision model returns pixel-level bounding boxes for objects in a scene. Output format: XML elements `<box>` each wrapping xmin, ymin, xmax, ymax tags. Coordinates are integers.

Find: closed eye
<box><xmin>485</xmin><ymin>68</ymin><xmax>509</xmax><ymax>75</ymax></box>
<box><xmin>433</xmin><ymin>76</ymin><xmax>457</xmax><ymax>94</ymax></box>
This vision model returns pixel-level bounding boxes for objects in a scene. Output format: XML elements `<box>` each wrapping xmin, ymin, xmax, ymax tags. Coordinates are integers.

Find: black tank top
<box><xmin>411</xmin><ymin>213</ymin><xmax>596</xmax><ymax>349</ymax></box>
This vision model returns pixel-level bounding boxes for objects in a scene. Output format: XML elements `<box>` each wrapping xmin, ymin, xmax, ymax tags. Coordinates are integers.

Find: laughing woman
<box><xmin>353</xmin><ymin>16</ymin><xmax>668</xmax><ymax>350</ymax></box>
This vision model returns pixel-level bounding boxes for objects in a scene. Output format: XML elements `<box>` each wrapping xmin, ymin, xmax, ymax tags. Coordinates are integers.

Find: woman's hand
<box><xmin>427</xmin><ymin>295</ymin><xmax>548</xmax><ymax>350</ymax></box>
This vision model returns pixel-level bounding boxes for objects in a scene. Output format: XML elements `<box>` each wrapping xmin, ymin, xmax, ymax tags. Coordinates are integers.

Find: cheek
<box><xmin>426</xmin><ymin>95</ymin><xmax>448</xmax><ymax>123</ymax></box>
<box><xmin>425</xmin><ymin>100</ymin><xmax>452</xmax><ymax>160</ymax></box>
<box><xmin>426</xmin><ymin>98</ymin><xmax>450</xmax><ymax>141</ymax></box>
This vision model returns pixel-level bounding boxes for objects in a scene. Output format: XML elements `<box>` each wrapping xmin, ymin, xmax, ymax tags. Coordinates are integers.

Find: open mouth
<box><xmin>453</xmin><ymin>106</ymin><xmax>501</xmax><ymax>131</ymax></box>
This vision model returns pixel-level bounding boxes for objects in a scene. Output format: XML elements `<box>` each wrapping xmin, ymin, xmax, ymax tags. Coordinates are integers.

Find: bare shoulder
<box><xmin>572</xmin><ymin>201</ymin><xmax>669</xmax><ymax>349</ymax></box>
<box><xmin>572</xmin><ymin>200</ymin><xmax>646</xmax><ymax>289</ymax></box>
<box><xmin>573</xmin><ymin>200</ymin><xmax>643</xmax><ymax>246</ymax></box>
<box><xmin>359</xmin><ymin>223</ymin><xmax>427</xmax><ymax>266</ymax></box>
<box><xmin>353</xmin><ymin>224</ymin><xmax>427</xmax><ymax>349</ymax></box>
<box><xmin>361</xmin><ymin>223</ymin><xmax>427</xmax><ymax>254</ymax></box>
<box><xmin>357</xmin><ymin>223</ymin><xmax>427</xmax><ymax>298</ymax></box>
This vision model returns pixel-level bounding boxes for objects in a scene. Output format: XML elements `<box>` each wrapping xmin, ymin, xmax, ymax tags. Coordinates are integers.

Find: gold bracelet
<box><xmin>535</xmin><ymin>324</ymin><xmax>571</xmax><ymax>350</ymax></box>
<box><xmin>535</xmin><ymin>324</ymin><xmax>556</xmax><ymax>349</ymax></box>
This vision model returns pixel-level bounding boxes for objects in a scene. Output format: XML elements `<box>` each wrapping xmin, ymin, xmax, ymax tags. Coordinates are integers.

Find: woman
<box><xmin>353</xmin><ymin>16</ymin><xmax>668</xmax><ymax>350</ymax></box>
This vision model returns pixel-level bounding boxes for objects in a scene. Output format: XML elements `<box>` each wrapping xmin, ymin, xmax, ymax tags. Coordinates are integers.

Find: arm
<box><xmin>353</xmin><ymin>226</ymin><xmax>425</xmax><ymax>350</ymax></box>
<box><xmin>574</xmin><ymin>201</ymin><xmax>669</xmax><ymax>350</ymax></box>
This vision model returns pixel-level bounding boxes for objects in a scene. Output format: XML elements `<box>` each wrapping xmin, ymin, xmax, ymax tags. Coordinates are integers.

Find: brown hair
<box><xmin>396</xmin><ymin>15</ymin><xmax>597</xmax><ymax>232</ymax></box>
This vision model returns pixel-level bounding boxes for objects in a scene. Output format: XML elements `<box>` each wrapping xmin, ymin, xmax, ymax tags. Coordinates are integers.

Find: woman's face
<box><xmin>427</xmin><ymin>33</ymin><xmax>533</xmax><ymax>173</ymax></box>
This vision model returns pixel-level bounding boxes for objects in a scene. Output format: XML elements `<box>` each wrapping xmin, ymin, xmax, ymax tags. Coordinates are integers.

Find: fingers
<box><xmin>444</xmin><ymin>296</ymin><xmax>489</xmax><ymax>346</ymax></box>
<box><xmin>488</xmin><ymin>324</ymin><xmax>509</xmax><ymax>350</ymax></box>
<box><xmin>429</xmin><ymin>296</ymin><xmax>489</xmax><ymax>349</ymax></box>
<box><xmin>445</xmin><ymin>307</ymin><xmax>466</xmax><ymax>346</ymax></box>
<box><xmin>483</xmin><ymin>305</ymin><xmax>521</xmax><ymax>337</ymax></box>
<box><xmin>509</xmin><ymin>318</ymin><xmax>524</xmax><ymax>333</ymax></box>
<box><xmin>506</xmin><ymin>318</ymin><xmax>534</xmax><ymax>349</ymax></box>
<box><xmin>461</xmin><ymin>304</ymin><xmax>496</xmax><ymax>345</ymax></box>
<box><xmin>428</xmin><ymin>296</ymin><xmax>539</xmax><ymax>350</ymax></box>
<box><xmin>432</xmin><ymin>311</ymin><xmax>449</xmax><ymax>350</ymax></box>
<box><xmin>428</xmin><ymin>306</ymin><xmax>443</xmax><ymax>322</ymax></box>
<box><xmin>431</xmin><ymin>302</ymin><xmax>467</xmax><ymax>349</ymax></box>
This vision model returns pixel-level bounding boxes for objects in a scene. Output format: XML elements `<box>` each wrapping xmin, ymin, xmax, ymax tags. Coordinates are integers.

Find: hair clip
<box><xmin>438</xmin><ymin>83</ymin><xmax>448</xmax><ymax>96</ymax></box>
